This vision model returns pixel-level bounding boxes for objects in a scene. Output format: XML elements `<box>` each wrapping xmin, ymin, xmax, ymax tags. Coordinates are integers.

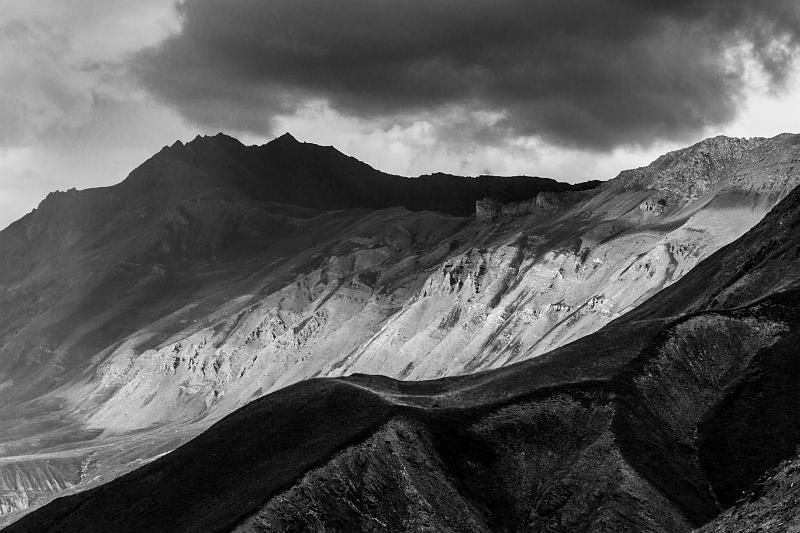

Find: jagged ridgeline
<box><xmin>1</xmin><ymin>133</ymin><xmax>799</xmax><ymax>528</ymax></box>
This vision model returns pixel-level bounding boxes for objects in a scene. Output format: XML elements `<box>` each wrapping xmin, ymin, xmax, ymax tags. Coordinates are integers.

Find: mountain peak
<box><xmin>179</xmin><ymin>132</ymin><xmax>243</xmax><ymax>148</ymax></box>
<box><xmin>608</xmin><ymin>132</ymin><xmax>797</xmax><ymax>202</ymax></box>
<box><xmin>270</xmin><ymin>132</ymin><xmax>299</xmax><ymax>145</ymax></box>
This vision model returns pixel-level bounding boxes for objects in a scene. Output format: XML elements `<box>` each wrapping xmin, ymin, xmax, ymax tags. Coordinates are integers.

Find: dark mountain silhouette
<box><xmin>8</xmin><ymin>166</ymin><xmax>800</xmax><ymax>531</ymax></box>
<box><xmin>117</xmin><ymin>132</ymin><xmax>598</xmax><ymax>216</ymax></box>
<box><xmin>0</xmin><ymin>131</ymin><xmax>594</xmax><ymax>281</ymax></box>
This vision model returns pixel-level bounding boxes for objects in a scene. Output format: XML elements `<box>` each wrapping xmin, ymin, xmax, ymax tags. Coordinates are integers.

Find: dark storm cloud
<box><xmin>134</xmin><ymin>0</ymin><xmax>800</xmax><ymax>150</ymax></box>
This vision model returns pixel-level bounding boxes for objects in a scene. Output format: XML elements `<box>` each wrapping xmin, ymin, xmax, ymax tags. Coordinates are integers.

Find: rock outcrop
<box><xmin>475</xmin><ymin>190</ymin><xmax>578</xmax><ymax>220</ymax></box>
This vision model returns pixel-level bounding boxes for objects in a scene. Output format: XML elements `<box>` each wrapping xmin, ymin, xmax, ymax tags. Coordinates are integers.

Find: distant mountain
<box><xmin>8</xmin><ymin>143</ymin><xmax>800</xmax><ymax>532</ymax></box>
<box><xmin>110</xmin><ymin>131</ymin><xmax>597</xmax><ymax>216</ymax></box>
<box><xmin>1</xmin><ymin>132</ymin><xmax>799</xmax><ymax>525</ymax></box>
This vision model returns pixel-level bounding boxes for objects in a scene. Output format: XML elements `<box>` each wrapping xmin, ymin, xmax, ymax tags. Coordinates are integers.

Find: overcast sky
<box><xmin>1</xmin><ymin>0</ymin><xmax>800</xmax><ymax>229</ymax></box>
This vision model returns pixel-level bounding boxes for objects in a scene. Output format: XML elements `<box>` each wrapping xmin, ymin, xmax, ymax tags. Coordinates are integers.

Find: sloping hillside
<box><xmin>1</xmin><ymin>133</ymin><xmax>799</xmax><ymax>523</ymax></box>
<box><xmin>8</xmin><ymin>166</ymin><xmax>800</xmax><ymax>532</ymax></box>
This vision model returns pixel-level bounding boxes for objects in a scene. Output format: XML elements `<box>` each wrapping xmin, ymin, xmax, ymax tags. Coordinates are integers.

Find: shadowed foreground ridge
<box><xmin>8</xmin><ymin>178</ymin><xmax>800</xmax><ymax>530</ymax></box>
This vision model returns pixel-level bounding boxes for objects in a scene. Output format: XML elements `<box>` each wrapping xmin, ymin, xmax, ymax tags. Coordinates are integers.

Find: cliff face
<box><xmin>1</xmin><ymin>133</ymin><xmax>799</xmax><ymax>523</ymax></box>
<box><xmin>475</xmin><ymin>190</ymin><xmax>575</xmax><ymax>220</ymax></box>
<box><xmin>9</xmin><ymin>178</ymin><xmax>800</xmax><ymax>533</ymax></box>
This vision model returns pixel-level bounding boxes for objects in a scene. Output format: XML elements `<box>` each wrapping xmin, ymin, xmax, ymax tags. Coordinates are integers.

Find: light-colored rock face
<box><xmin>72</xmin><ymin>195</ymin><xmax>749</xmax><ymax>432</ymax></box>
<box><xmin>0</xmin><ymin>458</ymin><xmax>83</xmax><ymax>516</ymax></box>
<box><xmin>1</xmin><ymin>133</ymin><xmax>800</xmax><ymax>523</ymax></box>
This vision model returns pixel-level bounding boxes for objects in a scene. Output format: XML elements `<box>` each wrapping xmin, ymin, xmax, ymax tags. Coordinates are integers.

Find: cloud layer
<box><xmin>135</xmin><ymin>0</ymin><xmax>800</xmax><ymax>150</ymax></box>
<box><xmin>0</xmin><ymin>21</ymin><xmax>92</xmax><ymax>146</ymax></box>
<box><xmin>0</xmin><ymin>0</ymin><xmax>192</xmax><ymax>229</ymax></box>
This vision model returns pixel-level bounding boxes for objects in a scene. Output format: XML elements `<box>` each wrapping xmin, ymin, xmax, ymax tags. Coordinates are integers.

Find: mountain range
<box><xmin>2</xmin><ymin>132</ymin><xmax>800</xmax><ymax>531</ymax></box>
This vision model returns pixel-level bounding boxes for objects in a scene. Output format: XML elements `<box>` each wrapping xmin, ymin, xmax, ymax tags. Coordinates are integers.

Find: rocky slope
<box><xmin>700</xmin><ymin>455</ymin><xmax>800</xmax><ymax>532</ymax></box>
<box><xmin>8</xmin><ymin>173</ymin><xmax>800</xmax><ymax>532</ymax></box>
<box><xmin>1</xmin><ymin>133</ymin><xmax>799</xmax><ymax>523</ymax></box>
